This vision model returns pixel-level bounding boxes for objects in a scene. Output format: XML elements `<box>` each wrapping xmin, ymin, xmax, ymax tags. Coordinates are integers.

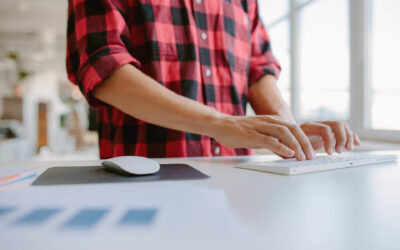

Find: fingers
<box><xmin>212</xmin><ymin>115</ymin><xmax>361</xmax><ymax>159</ymax></box>
<box><xmin>260</xmin><ymin>118</ymin><xmax>360</xmax><ymax>158</ymax></box>
<box><xmin>264</xmin><ymin>116</ymin><xmax>315</xmax><ymax>160</ymax></box>
<box><xmin>322</xmin><ymin>121</ymin><xmax>347</xmax><ymax>153</ymax></box>
<box><xmin>273</xmin><ymin>126</ymin><xmax>306</xmax><ymax>161</ymax></box>
<box><xmin>344</xmin><ymin>123</ymin><xmax>353</xmax><ymax>151</ymax></box>
<box><xmin>301</xmin><ymin>122</ymin><xmax>335</xmax><ymax>155</ymax></box>
<box><xmin>256</xmin><ymin>122</ymin><xmax>313</xmax><ymax>161</ymax></box>
<box><xmin>260</xmin><ymin>135</ymin><xmax>295</xmax><ymax>158</ymax></box>
<box><xmin>285</xmin><ymin>124</ymin><xmax>315</xmax><ymax>160</ymax></box>
<box><xmin>345</xmin><ymin>123</ymin><xmax>362</xmax><ymax>149</ymax></box>
<box><xmin>354</xmin><ymin>133</ymin><xmax>361</xmax><ymax>146</ymax></box>
<box><xmin>321</xmin><ymin>121</ymin><xmax>361</xmax><ymax>153</ymax></box>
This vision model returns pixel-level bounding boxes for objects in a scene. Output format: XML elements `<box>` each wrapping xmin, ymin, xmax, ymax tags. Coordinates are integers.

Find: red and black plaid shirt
<box><xmin>66</xmin><ymin>0</ymin><xmax>280</xmax><ymax>158</ymax></box>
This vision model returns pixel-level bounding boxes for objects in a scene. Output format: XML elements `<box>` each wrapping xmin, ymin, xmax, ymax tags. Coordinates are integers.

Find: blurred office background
<box><xmin>0</xmin><ymin>0</ymin><xmax>399</xmax><ymax>162</ymax></box>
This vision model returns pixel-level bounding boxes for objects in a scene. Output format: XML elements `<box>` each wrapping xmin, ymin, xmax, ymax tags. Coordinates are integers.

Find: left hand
<box><xmin>300</xmin><ymin>121</ymin><xmax>361</xmax><ymax>155</ymax></box>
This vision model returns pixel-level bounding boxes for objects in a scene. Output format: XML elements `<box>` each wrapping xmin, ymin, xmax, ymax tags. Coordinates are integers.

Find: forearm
<box><xmin>93</xmin><ymin>65</ymin><xmax>318</xmax><ymax>160</ymax></box>
<box><xmin>93</xmin><ymin>64</ymin><xmax>220</xmax><ymax>137</ymax></box>
<box><xmin>248</xmin><ymin>74</ymin><xmax>295</xmax><ymax>123</ymax></box>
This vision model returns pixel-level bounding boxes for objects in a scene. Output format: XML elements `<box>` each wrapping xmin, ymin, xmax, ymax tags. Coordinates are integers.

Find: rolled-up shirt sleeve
<box><xmin>248</xmin><ymin>1</ymin><xmax>281</xmax><ymax>86</ymax></box>
<box><xmin>66</xmin><ymin>0</ymin><xmax>141</xmax><ymax>108</ymax></box>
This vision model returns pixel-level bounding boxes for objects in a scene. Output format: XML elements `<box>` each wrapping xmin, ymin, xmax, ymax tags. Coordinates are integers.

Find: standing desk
<box><xmin>1</xmin><ymin>151</ymin><xmax>400</xmax><ymax>250</ymax></box>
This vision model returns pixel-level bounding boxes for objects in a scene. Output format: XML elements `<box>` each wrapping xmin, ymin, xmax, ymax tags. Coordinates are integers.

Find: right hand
<box><xmin>209</xmin><ymin>115</ymin><xmax>316</xmax><ymax>161</ymax></box>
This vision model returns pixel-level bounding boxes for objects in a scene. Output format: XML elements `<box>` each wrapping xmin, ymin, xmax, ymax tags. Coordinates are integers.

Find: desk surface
<box><xmin>1</xmin><ymin>151</ymin><xmax>400</xmax><ymax>250</ymax></box>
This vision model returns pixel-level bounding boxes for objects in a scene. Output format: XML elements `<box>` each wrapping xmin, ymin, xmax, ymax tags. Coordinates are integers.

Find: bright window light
<box><xmin>370</xmin><ymin>0</ymin><xmax>400</xmax><ymax>130</ymax></box>
<box><xmin>299</xmin><ymin>0</ymin><xmax>349</xmax><ymax>121</ymax></box>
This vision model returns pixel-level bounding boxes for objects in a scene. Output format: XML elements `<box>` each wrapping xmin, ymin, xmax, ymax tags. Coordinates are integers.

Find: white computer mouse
<box><xmin>101</xmin><ymin>156</ymin><xmax>160</xmax><ymax>176</ymax></box>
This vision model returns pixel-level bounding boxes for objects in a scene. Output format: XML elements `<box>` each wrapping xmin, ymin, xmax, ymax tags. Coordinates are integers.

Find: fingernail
<box><xmin>286</xmin><ymin>149</ymin><xmax>295</xmax><ymax>157</ymax></box>
<box><xmin>297</xmin><ymin>153</ymin><xmax>304</xmax><ymax>161</ymax></box>
<box><xmin>328</xmin><ymin>148</ymin><xmax>333</xmax><ymax>155</ymax></box>
<box><xmin>337</xmin><ymin>146</ymin><xmax>344</xmax><ymax>153</ymax></box>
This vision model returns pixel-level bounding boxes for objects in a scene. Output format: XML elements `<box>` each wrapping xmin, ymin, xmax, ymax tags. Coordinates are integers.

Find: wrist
<box><xmin>274</xmin><ymin>105</ymin><xmax>296</xmax><ymax>123</ymax></box>
<box><xmin>198</xmin><ymin>107</ymin><xmax>228</xmax><ymax>138</ymax></box>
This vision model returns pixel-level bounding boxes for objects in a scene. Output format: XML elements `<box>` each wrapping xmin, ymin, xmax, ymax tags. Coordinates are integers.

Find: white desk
<box><xmin>1</xmin><ymin>151</ymin><xmax>400</xmax><ymax>250</ymax></box>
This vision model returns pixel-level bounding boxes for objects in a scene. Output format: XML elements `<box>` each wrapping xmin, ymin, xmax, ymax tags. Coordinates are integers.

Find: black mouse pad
<box><xmin>31</xmin><ymin>164</ymin><xmax>209</xmax><ymax>185</ymax></box>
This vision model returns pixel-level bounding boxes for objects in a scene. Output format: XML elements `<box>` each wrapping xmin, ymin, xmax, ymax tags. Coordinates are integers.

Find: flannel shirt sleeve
<box><xmin>66</xmin><ymin>0</ymin><xmax>141</xmax><ymax>108</ymax></box>
<box><xmin>248</xmin><ymin>1</ymin><xmax>281</xmax><ymax>86</ymax></box>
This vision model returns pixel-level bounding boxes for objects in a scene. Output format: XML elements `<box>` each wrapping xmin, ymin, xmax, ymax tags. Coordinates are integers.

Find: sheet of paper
<box><xmin>0</xmin><ymin>182</ymin><xmax>266</xmax><ymax>250</ymax></box>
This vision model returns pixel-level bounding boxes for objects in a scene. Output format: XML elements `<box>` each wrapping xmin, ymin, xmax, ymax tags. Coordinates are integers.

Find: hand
<box><xmin>300</xmin><ymin>121</ymin><xmax>361</xmax><ymax>155</ymax></box>
<box><xmin>210</xmin><ymin>115</ymin><xmax>316</xmax><ymax>161</ymax></box>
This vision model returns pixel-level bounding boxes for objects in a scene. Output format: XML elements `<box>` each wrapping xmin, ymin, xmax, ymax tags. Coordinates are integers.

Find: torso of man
<box><xmin>66</xmin><ymin>0</ymin><xmax>280</xmax><ymax>158</ymax></box>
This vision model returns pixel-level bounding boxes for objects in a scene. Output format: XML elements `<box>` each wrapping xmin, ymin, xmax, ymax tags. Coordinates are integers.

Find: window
<box><xmin>258</xmin><ymin>0</ymin><xmax>288</xmax><ymax>26</ymax></box>
<box><xmin>299</xmin><ymin>0</ymin><xmax>349</xmax><ymax>121</ymax></box>
<box><xmin>257</xmin><ymin>0</ymin><xmax>400</xmax><ymax>141</ymax></box>
<box><xmin>350</xmin><ymin>0</ymin><xmax>400</xmax><ymax>141</ymax></box>
<box><xmin>258</xmin><ymin>0</ymin><xmax>351</xmax><ymax>121</ymax></box>
<box><xmin>370</xmin><ymin>0</ymin><xmax>400</xmax><ymax>131</ymax></box>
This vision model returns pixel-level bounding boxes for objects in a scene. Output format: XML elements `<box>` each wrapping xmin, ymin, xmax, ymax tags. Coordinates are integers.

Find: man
<box><xmin>67</xmin><ymin>0</ymin><xmax>360</xmax><ymax>160</ymax></box>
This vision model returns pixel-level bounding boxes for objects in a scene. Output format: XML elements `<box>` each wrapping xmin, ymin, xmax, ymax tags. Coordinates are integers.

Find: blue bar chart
<box><xmin>62</xmin><ymin>208</ymin><xmax>109</xmax><ymax>229</ymax></box>
<box><xmin>14</xmin><ymin>208</ymin><xmax>61</xmax><ymax>225</ymax></box>
<box><xmin>0</xmin><ymin>206</ymin><xmax>158</xmax><ymax>230</ymax></box>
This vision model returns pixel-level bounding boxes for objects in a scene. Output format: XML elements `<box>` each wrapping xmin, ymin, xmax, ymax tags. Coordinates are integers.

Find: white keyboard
<box><xmin>236</xmin><ymin>153</ymin><xmax>397</xmax><ymax>175</ymax></box>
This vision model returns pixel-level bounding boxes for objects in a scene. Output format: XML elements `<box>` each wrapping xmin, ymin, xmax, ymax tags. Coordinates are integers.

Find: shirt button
<box><xmin>201</xmin><ymin>32</ymin><xmax>207</xmax><ymax>40</ymax></box>
<box><xmin>196</xmin><ymin>0</ymin><xmax>202</xmax><ymax>3</ymax></box>
<box><xmin>214</xmin><ymin>146</ymin><xmax>221</xmax><ymax>155</ymax></box>
<box><xmin>244</xmin><ymin>17</ymin><xmax>249</xmax><ymax>24</ymax></box>
<box><xmin>205</xmin><ymin>69</ymin><xmax>211</xmax><ymax>76</ymax></box>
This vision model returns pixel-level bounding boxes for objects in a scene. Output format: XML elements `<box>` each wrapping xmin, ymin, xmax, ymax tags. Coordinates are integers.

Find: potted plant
<box><xmin>7</xmin><ymin>51</ymin><xmax>34</xmax><ymax>98</ymax></box>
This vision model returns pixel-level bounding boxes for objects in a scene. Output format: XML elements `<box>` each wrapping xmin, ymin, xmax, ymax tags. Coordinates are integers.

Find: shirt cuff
<box><xmin>77</xmin><ymin>45</ymin><xmax>141</xmax><ymax>108</ymax></box>
<box><xmin>248</xmin><ymin>64</ymin><xmax>281</xmax><ymax>87</ymax></box>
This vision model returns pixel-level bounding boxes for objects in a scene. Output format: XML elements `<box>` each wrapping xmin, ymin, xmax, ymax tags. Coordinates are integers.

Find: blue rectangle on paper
<box><xmin>119</xmin><ymin>209</ymin><xmax>157</xmax><ymax>225</ymax></box>
<box><xmin>63</xmin><ymin>208</ymin><xmax>109</xmax><ymax>229</ymax></box>
<box><xmin>14</xmin><ymin>208</ymin><xmax>61</xmax><ymax>225</ymax></box>
<box><xmin>0</xmin><ymin>207</ymin><xmax>14</xmax><ymax>218</ymax></box>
